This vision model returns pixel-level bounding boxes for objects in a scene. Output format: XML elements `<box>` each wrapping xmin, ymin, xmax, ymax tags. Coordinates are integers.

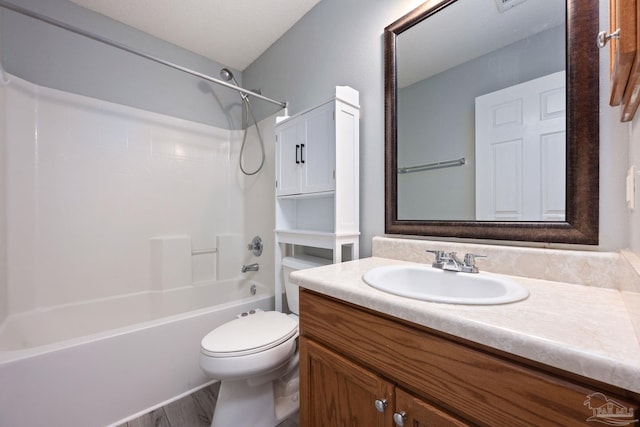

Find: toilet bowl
<box><xmin>199</xmin><ymin>254</ymin><xmax>330</xmax><ymax>427</ymax></box>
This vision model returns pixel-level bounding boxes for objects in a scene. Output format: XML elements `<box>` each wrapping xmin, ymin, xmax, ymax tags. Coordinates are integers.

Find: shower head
<box><xmin>220</xmin><ymin>67</ymin><xmax>247</xmax><ymax>101</ymax></box>
<box><xmin>220</xmin><ymin>68</ymin><xmax>241</xmax><ymax>87</ymax></box>
<box><xmin>220</xmin><ymin>68</ymin><xmax>235</xmax><ymax>82</ymax></box>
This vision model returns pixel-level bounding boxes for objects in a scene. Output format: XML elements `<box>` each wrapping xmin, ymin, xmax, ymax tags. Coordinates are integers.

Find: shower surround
<box><xmin>0</xmin><ymin>72</ymin><xmax>277</xmax><ymax>426</ymax></box>
<box><xmin>2</xmin><ymin>71</ymin><xmax>251</xmax><ymax>314</ymax></box>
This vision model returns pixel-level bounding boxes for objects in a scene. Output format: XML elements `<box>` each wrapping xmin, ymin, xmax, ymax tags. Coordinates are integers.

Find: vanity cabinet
<box><xmin>299</xmin><ymin>290</ymin><xmax>640</xmax><ymax>426</ymax></box>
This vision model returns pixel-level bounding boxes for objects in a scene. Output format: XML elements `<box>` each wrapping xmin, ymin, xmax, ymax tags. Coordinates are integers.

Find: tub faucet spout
<box><xmin>241</xmin><ymin>263</ymin><xmax>259</xmax><ymax>273</ymax></box>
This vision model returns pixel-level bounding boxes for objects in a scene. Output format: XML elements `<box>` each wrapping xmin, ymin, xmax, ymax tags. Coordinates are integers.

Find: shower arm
<box><xmin>0</xmin><ymin>0</ymin><xmax>289</xmax><ymax>110</ymax></box>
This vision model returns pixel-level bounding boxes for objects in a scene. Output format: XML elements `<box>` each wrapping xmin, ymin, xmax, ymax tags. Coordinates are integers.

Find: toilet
<box><xmin>200</xmin><ymin>254</ymin><xmax>330</xmax><ymax>427</ymax></box>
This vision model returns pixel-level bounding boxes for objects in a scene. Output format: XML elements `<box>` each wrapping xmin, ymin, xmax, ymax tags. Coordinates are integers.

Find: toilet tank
<box><xmin>281</xmin><ymin>255</ymin><xmax>331</xmax><ymax>314</ymax></box>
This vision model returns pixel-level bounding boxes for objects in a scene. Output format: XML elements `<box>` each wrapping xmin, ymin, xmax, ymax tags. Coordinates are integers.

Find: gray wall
<box><xmin>398</xmin><ymin>25</ymin><xmax>565</xmax><ymax>220</ymax></box>
<box><xmin>244</xmin><ymin>0</ymin><xmax>415</xmax><ymax>257</ymax></box>
<box><xmin>1</xmin><ymin>0</ymin><xmax>244</xmax><ymax>129</ymax></box>
<box><xmin>0</xmin><ymin>0</ymin><xmax>633</xmax><ymax>258</ymax></box>
<box><xmin>0</xmin><ymin>0</ymin><xmax>247</xmax><ymax>324</ymax></box>
<box><xmin>245</xmin><ymin>0</ymin><xmax>630</xmax><ymax>253</ymax></box>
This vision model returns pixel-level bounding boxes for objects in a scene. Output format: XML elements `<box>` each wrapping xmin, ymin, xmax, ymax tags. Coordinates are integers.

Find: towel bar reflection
<box><xmin>398</xmin><ymin>157</ymin><xmax>466</xmax><ymax>174</ymax></box>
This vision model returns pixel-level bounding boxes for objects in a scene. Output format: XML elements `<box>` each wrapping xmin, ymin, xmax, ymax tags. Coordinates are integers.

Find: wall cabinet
<box><xmin>299</xmin><ymin>290</ymin><xmax>640</xmax><ymax>426</ymax></box>
<box><xmin>274</xmin><ymin>87</ymin><xmax>360</xmax><ymax>311</ymax></box>
<box><xmin>604</xmin><ymin>0</ymin><xmax>640</xmax><ymax>121</ymax></box>
<box><xmin>275</xmin><ymin>101</ymin><xmax>336</xmax><ymax>197</ymax></box>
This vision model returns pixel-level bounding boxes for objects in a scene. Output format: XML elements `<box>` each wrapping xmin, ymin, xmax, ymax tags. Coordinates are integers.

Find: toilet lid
<box><xmin>201</xmin><ymin>311</ymin><xmax>298</xmax><ymax>357</ymax></box>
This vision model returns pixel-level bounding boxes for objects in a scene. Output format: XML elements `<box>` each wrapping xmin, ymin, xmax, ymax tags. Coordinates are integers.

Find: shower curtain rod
<box><xmin>0</xmin><ymin>0</ymin><xmax>289</xmax><ymax>109</ymax></box>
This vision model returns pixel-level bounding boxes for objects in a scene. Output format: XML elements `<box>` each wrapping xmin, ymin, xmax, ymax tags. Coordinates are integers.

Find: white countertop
<box><xmin>290</xmin><ymin>257</ymin><xmax>640</xmax><ymax>394</ymax></box>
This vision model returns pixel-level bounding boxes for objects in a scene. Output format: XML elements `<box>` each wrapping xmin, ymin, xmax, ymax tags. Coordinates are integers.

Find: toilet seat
<box><xmin>201</xmin><ymin>311</ymin><xmax>298</xmax><ymax>358</ymax></box>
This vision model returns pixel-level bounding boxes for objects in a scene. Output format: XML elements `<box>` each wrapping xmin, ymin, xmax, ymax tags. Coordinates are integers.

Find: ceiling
<box><xmin>397</xmin><ymin>0</ymin><xmax>565</xmax><ymax>88</ymax></box>
<box><xmin>68</xmin><ymin>0</ymin><xmax>322</xmax><ymax>71</ymax></box>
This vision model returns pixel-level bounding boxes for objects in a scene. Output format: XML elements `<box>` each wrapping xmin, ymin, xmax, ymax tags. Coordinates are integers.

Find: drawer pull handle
<box><xmin>393</xmin><ymin>411</ymin><xmax>407</xmax><ymax>426</ymax></box>
<box><xmin>374</xmin><ymin>398</ymin><xmax>387</xmax><ymax>413</ymax></box>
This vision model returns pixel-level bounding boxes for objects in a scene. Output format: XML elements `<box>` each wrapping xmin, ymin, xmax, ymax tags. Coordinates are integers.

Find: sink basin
<box><xmin>362</xmin><ymin>265</ymin><xmax>529</xmax><ymax>305</ymax></box>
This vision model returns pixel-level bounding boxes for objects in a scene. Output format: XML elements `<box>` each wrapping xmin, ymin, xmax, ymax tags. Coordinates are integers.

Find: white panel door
<box><xmin>302</xmin><ymin>102</ymin><xmax>335</xmax><ymax>194</ymax></box>
<box><xmin>275</xmin><ymin>118</ymin><xmax>302</xmax><ymax>196</ymax></box>
<box><xmin>475</xmin><ymin>71</ymin><xmax>566</xmax><ymax>221</ymax></box>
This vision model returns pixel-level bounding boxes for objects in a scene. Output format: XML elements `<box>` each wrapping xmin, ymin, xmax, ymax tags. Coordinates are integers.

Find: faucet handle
<box><xmin>426</xmin><ymin>250</ymin><xmax>445</xmax><ymax>268</ymax></box>
<box><xmin>462</xmin><ymin>253</ymin><xmax>486</xmax><ymax>273</ymax></box>
<box><xmin>247</xmin><ymin>236</ymin><xmax>263</xmax><ymax>256</ymax></box>
<box><xmin>426</xmin><ymin>249</ymin><xmax>444</xmax><ymax>258</ymax></box>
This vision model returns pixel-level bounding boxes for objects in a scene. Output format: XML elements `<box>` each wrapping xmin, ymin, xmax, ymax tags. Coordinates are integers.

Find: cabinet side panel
<box><xmin>334</xmin><ymin>103</ymin><xmax>360</xmax><ymax>234</ymax></box>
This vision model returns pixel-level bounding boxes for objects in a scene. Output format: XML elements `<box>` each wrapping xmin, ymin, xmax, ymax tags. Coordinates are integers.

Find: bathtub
<box><xmin>0</xmin><ymin>279</ymin><xmax>274</xmax><ymax>427</ymax></box>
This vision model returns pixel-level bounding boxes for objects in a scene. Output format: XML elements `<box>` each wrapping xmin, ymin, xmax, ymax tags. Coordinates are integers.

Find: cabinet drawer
<box><xmin>300</xmin><ymin>290</ymin><xmax>639</xmax><ymax>426</ymax></box>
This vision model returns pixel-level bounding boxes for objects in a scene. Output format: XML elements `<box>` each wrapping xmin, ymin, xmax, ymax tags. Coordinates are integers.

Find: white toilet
<box><xmin>200</xmin><ymin>254</ymin><xmax>330</xmax><ymax>427</ymax></box>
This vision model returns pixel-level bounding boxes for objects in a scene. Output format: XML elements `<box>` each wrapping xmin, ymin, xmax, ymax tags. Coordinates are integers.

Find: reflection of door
<box><xmin>475</xmin><ymin>71</ymin><xmax>565</xmax><ymax>221</ymax></box>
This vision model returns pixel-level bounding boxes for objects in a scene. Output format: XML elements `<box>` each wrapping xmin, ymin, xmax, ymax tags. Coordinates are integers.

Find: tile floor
<box><xmin>116</xmin><ymin>382</ymin><xmax>298</xmax><ymax>427</ymax></box>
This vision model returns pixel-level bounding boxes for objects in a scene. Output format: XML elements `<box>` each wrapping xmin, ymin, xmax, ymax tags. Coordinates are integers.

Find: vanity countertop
<box><xmin>290</xmin><ymin>256</ymin><xmax>640</xmax><ymax>394</ymax></box>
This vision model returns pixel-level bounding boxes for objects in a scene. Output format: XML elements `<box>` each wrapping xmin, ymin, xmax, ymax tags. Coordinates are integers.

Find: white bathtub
<box><xmin>0</xmin><ymin>280</ymin><xmax>274</xmax><ymax>427</ymax></box>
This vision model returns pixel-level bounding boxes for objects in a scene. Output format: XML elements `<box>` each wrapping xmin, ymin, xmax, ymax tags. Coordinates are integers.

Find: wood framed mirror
<box><xmin>384</xmin><ymin>0</ymin><xmax>599</xmax><ymax>244</ymax></box>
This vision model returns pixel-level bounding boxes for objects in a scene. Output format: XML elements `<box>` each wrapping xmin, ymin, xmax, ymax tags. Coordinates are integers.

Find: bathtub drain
<box><xmin>250</xmin><ymin>284</ymin><xmax>257</xmax><ymax>295</ymax></box>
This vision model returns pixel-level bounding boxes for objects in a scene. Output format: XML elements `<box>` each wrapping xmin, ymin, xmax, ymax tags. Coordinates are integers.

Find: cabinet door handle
<box><xmin>374</xmin><ymin>398</ymin><xmax>387</xmax><ymax>413</ymax></box>
<box><xmin>597</xmin><ymin>28</ymin><xmax>620</xmax><ymax>48</ymax></box>
<box><xmin>393</xmin><ymin>411</ymin><xmax>407</xmax><ymax>426</ymax></box>
<box><xmin>300</xmin><ymin>143</ymin><xmax>305</xmax><ymax>163</ymax></box>
<box><xmin>295</xmin><ymin>144</ymin><xmax>300</xmax><ymax>164</ymax></box>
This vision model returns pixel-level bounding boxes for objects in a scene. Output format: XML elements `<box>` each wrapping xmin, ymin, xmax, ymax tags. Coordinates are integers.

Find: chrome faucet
<box><xmin>426</xmin><ymin>250</ymin><xmax>486</xmax><ymax>273</ymax></box>
<box><xmin>442</xmin><ymin>251</ymin><xmax>465</xmax><ymax>272</ymax></box>
<box><xmin>241</xmin><ymin>263</ymin><xmax>259</xmax><ymax>273</ymax></box>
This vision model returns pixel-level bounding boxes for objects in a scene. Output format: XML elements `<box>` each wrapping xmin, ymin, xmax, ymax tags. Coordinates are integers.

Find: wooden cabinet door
<box><xmin>394</xmin><ymin>388</ymin><xmax>472</xmax><ymax>427</ymax></box>
<box><xmin>300</xmin><ymin>337</ymin><xmax>394</xmax><ymax>427</ymax></box>
<box><xmin>609</xmin><ymin>0</ymin><xmax>637</xmax><ymax>106</ymax></box>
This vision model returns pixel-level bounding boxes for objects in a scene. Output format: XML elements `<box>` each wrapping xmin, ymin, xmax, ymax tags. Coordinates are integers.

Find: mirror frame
<box><xmin>384</xmin><ymin>0</ymin><xmax>599</xmax><ymax>244</ymax></box>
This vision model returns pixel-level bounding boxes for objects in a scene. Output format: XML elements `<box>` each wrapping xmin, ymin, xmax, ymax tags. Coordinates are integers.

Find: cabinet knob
<box><xmin>393</xmin><ymin>411</ymin><xmax>407</xmax><ymax>426</ymax></box>
<box><xmin>374</xmin><ymin>398</ymin><xmax>388</xmax><ymax>413</ymax></box>
<box><xmin>597</xmin><ymin>28</ymin><xmax>620</xmax><ymax>48</ymax></box>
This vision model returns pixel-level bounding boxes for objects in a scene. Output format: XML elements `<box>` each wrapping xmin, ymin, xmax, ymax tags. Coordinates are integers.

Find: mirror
<box><xmin>384</xmin><ymin>0</ymin><xmax>599</xmax><ymax>244</ymax></box>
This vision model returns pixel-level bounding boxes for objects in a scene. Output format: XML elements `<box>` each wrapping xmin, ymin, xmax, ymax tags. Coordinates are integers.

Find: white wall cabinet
<box><xmin>274</xmin><ymin>87</ymin><xmax>360</xmax><ymax>311</ymax></box>
<box><xmin>276</xmin><ymin>102</ymin><xmax>336</xmax><ymax>196</ymax></box>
